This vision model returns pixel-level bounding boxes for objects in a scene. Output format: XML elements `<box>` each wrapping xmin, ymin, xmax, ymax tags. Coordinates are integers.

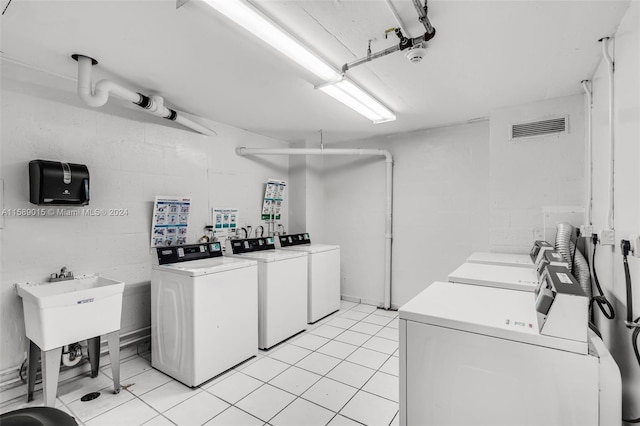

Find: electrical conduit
<box><xmin>600</xmin><ymin>37</ymin><xmax>615</xmax><ymax>230</ymax></box>
<box><xmin>74</xmin><ymin>54</ymin><xmax>215</xmax><ymax>136</ymax></box>
<box><xmin>236</xmin><ymin>147</ymin><xmax>394</xmax><ymax>309</ymax></box>
<box><xmin>582</xmin><ymin>80</ymin><xmax>593</xmax><ymax>226</ymax></box>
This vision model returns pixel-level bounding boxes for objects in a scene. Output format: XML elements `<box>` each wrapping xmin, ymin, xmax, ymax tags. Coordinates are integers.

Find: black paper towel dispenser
<box><xmin>29</xmin><ymin>160</ymin><xmax>90</xmax><ymax>205</ymax></box>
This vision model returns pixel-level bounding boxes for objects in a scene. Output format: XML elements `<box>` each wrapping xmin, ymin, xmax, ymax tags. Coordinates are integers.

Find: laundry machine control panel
<box><xmin>156</xmin><ymin>242</ymin><xmax>222</xmax><ymax>265</ymax></box>
<box><xmin>279</xmin><ymin>233</ymin><xmax>311</xmax><ymax>247</ymax></box>
<box><xmin>229</xmin><ymin>237</ymin><xmax>276</xmax><ymax>254</ymax></box>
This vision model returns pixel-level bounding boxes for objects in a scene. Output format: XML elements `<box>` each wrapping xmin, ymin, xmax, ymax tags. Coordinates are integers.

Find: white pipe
<box><xmin>582</xmin><ymin>80</ymin><xmax>593</xmax><ymax>226</ymax></box>
<box><xmin>75</xmin><ymin>55</ymin><xmax>215</xmax><ymax>136</ymax></box>
<box><xmin>383</xmin><ymin>0</ymin><xmax>413</xmax><ymax>38</ymax></box>
<box><xmin>600</xmin><ymin>38</ymin><xmax>615</xmax><ymax>230</ymax></box>
<box><xmin>236</xmin><ymin>146</ymin><xmax>394</xmax><ymax>309</ymax></box>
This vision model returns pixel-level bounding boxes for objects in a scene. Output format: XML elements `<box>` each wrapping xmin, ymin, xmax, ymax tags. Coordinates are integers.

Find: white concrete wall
<box><xmin>590</xmin><ymin>2</ymin><xmax>640</xmax><ymax>419</ymax></box>
<box><xmin>312</xmin><ymin>94</ymin><xmax>585</xmax><ymax>309</ymax></box>
<box><xmin>489</xmin><ymin>94</ymin><xmax>586</xmax><ymax>252</ymax></box>
<box><xmin>0</xmin><ymin>70</ymin><xmax>289</xmax><ymax>372</ymax></box>
<box><xmin>317</xmin><ymin>121</ymin><xmax>491</xmax><ymax>308</ymax></box>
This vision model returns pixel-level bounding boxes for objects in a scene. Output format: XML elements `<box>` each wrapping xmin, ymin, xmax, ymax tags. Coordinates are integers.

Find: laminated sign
<box><xmin>151</xmin><ymin>196</ymin><xmax>191</xmax><ymax>247</ymax></box>
<box><xmin>212</xmin><ymin>207</ymin><xmax>239</xmax><ymax>238</ymax></box>
<box><xmin>262</xmin><ymin>179</ymin><xmax>286</xmax><ymax>221</ymax></box>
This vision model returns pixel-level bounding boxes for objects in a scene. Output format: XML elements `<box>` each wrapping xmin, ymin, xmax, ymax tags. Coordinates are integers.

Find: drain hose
<box><xmin>555</xmin><ymin>223</ymin><xmax>592</xmax><ymax>299</ymax></box>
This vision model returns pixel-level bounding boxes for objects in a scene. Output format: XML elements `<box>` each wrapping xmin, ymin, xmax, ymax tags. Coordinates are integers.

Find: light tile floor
<box><xmin>1</xmin><ymin>301</ymin><xmax>399</xmax><ymax>425</ymax></box>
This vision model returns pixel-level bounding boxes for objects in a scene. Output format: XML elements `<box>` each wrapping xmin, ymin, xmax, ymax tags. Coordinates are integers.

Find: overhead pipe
<box><xmin>599</xmin><ymin>37</ymin><xmax>614</xmax><ymax>230</ymax></box>
<box><xmin>342</xmin><ymin>0</ymin><xmax>435</xmax><ymax>73</ymax></box>
<box><xmin>236</xmin><ymin>146</ymin><xmax>394</xmax><ymax>310</ymax></box>
<box><xmin>411</xmin><ymin>0</ymin><xmax>435</xmax><ymax>35</ymax></box>
<box><xmin>581</xmin><ymin>80</ymin><xmax>593</xmax><ymax>226</ymax></box>
<box><xmin>72</xmin><ymin>54</ymin><xmax>215</xmax><ymax>136</ymax></box>
<box><xmin>383</xmin><ymin>0</ymin><xmax>413</xmax><ymax>38</ymax></box>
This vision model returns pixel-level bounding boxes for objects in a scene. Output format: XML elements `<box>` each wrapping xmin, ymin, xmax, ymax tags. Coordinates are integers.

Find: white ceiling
<box><xmin>0</xmin><ymin>0</ymin><xmax>631</xmax><ymax>144</ymax></box>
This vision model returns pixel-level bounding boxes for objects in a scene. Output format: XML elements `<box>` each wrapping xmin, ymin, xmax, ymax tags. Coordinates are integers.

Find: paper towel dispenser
<box><xmin>29</xmin><ymin>160</ymin><xmax>90</xmax><ymax>205</ymax></box>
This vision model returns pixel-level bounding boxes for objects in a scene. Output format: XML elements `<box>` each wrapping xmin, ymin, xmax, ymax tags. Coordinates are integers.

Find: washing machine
<box><xmin>399</xmin><ymin>276</ymin><xmax>621</xmax><ymax>426</ymax></box>
<box><xmin>277</xmin><ymin>233</ymin><xmax>340</xmax><ymax>323</ymax></box>
<box><xmin>226</xmin><ymin>237</ymin><xmax>308</xmax><ymax>349</ymax></box>
<box><xmin>151</xmin><ymin>242</ymin><xmax>258</xmax><ymax>387</ymax></box>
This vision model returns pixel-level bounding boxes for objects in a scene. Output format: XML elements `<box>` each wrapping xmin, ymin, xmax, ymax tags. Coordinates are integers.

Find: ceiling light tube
<box><xmin>202</xmin><ymin>0</ymin><xmax>396</xmax><ymax>124</ymax></box>
<box><xmin>202</xmin><ymin>0</ymin><xmax>340</xmax><ymax>82</ymax></box>
<box><xmin>318</xmin><ymin>79</ymin><xmax>396</xmax><ymax>123</ymax></box>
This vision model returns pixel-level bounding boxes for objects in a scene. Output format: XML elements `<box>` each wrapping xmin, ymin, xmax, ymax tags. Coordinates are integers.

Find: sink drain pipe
<box><xmin>72</xmin><ymin>54</ymin><xmax>215</xmax><ymax>136</ymax></box>
<box><xmin>236</xmin><ymin>147</ymin><xmax>394</xmax><ymax>309</ymax></box>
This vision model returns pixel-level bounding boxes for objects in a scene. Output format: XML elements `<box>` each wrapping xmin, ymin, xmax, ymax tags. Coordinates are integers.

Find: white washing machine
<box><xmin>226</xmin><ymin>237</ymin><xmax>308</xmax><ymax>349</ymax></box>
<box><xmin>151</xmin><ymin>242</ymin><xmax>258</xmax><ymax>387</ymax></box>
<box><xmin>448</xmin><ymin>262</ymin><xmax>540</xmax><ymax>292</ymax></box>
<box><xmin>399</xmin><ymin>279</ymin><xmax>621</xmax><ymax>426</ymax></box>
<box><xmin>277</xmin><ymin>233</ymin><xmax>340</xmax><ymax>323</ymax></box>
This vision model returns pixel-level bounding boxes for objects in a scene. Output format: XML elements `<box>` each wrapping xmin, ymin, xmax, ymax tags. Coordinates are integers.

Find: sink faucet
<box><xmin>49</xmin><ymin>266</ymin><xmax>74</xmax><ymax>282</ymax></box>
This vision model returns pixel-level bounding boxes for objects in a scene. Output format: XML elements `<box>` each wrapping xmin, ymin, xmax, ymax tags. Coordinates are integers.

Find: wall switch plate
<box><xmin>598</xmin><ymin>229</ymin><xmax>615</xmax><ymax>246</ymax></box>
<box><xmin>580</xmin><ymin>225</ymin><xmax>594</xmax><ymax>237</ymax></box>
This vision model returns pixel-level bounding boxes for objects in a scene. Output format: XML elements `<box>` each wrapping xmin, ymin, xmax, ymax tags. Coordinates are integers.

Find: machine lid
<box><xmin>399</xmin><ymin>281</ymin><xmax>588</xmax><ymax>354</ymax></box>
<box><xmin>466</xmin><ymin>252</ymin><xmax>535</xmax><ymax>269</ymax></box>
<box><xmin>225</xmin><ymin>249</ymin><xmax>307</xmax><ymax>262</ymax></box>
<box><xmin>448</xmin><ymin>262</ymin><xmax>539</xmax><ymax>292</ymax></box>
<box><xmin>279</xmin><ymin>243</ymin><xmax>339</xmax><ymax>254</ymax></box>
<box><xmin>153</xmin><ymin>257</ymin><xmax>257</xmax><ymax>276</ymax></box>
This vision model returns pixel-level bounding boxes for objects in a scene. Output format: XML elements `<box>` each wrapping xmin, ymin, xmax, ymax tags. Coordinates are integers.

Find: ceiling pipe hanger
<box><xmin>342</xmin><ymin>0</ymin><xmax>436</xmax><ymax>73</ymax></box>
<box><xmin>72</xmin><ymin>54</ymin><xmax>215</xmax><ymax>136</ymax></box>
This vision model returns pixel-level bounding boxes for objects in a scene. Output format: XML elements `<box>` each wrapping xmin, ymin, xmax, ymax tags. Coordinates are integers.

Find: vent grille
<box><xmin>511</xmin><ymin>117</ymin><xmax>567</xmax><ymax>139</ymax></box>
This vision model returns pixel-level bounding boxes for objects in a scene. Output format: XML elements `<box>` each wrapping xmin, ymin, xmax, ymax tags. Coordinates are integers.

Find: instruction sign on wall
<box><xmin>261</xmin><ymin>179</ymin><xmax>286</xmax><ymax>221</ymax></box>
<box><xmin>212</xmin><ymin>207</ymin><xmax>239</xmax><ymax>238</ymax></box>
<box><xmin>151</xmin><ymin>196</ymin><xmax>191</xmax><ymax>247</ymax></box>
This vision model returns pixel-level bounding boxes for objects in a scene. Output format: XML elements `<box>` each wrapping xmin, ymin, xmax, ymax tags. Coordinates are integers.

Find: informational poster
<box><xmin>212</xmin><ymin>207</ymin><xmax>239</xmax><ymax>238</ymax></box>
<box><xmin>151</xmin><ymin>196</ymin><xmax>191</xmax><ymax>247</ymax></box>
<box><xmin>261</xmin><ymin>179</ymin><xmax>286</xmax><ymax>221</ymax></box>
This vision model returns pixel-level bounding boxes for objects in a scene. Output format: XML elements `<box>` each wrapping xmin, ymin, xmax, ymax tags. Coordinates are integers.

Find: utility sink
<box><xmin>16</xmin><ymin>274</ymin><xmax>124</xmax><ymax>351</ymax></box>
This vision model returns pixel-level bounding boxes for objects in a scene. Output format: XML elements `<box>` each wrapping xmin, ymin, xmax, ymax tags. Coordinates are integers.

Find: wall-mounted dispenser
<box><xmin>29</xmin><ymin>160</ymin><xmax>90</xmax><ymax>205</ymax></box>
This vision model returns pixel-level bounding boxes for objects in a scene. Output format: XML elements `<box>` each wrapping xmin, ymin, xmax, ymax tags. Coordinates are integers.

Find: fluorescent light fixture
<box><xmin>202</xmin><ymin>0</ymin><xmax>396</xmax><ymax>124</ymax></box>
<box><xmin>319</xmin><ymin>79</ymin><xmax>396</xmax><ymax>123</ymax></box>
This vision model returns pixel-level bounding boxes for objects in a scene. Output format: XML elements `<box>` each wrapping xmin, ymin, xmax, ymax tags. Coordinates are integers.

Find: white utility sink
<box><xmin>17</xmin><ymin>274</ymin><xmax>124</xmax><ymax>351</ymax></box>
<box><xmin>17</xmin><ymin>274</ymin><xmax>124</xmax><ymax>407</ymax></box>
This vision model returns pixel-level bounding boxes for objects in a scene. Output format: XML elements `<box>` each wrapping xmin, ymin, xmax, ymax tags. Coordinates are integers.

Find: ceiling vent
<box><xmin>510</xmin><ymin>117</ymin><xmax>568</xmax><ymax>140</ymax></box>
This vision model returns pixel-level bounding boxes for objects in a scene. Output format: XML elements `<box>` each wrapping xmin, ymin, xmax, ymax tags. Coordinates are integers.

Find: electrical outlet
<box><xmin>580</xmin><ymin>225</ymin><xmax>594</xmax><ymax>238</ymax></box>
<box><xmin>598</xmin><ymin>229</ymin><xmax>615</xmax><ymax>246</ymax></box>
<box><xmin>630</xmin><ymin>234</ymin><xmax>640</xmax><ymax>257</ymax></box>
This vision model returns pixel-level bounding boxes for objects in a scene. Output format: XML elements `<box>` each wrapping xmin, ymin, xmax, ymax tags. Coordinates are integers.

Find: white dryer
<box><xmin>466</xmin><ymin>241</ymin><xmax>555</xmax><ymax>269</ymax></box>
<box><xmin>466</xmin><ymin>252</ymin><xmax>534</xmax><ymax>268</ymax></box>
<box><xmin>448</xmin><ymin>262</ymin><xmax>540</xmax><ymax>292</ymax></box>
<box><xmin>277</xmin><ymin>233</ymin><xmax>340</xmax><ymax>323</ymax></box>
<box><xmin>226</xmin><ymin>237</ymin><xmax>308</xmax><ymax>349</ymax></box>
<box><xmin>151</xmin><ymin>242</ymin><xmax>258</xmax><ymax>387</ymax></box>
<box><xmin>399</xmin><ymin>279</ymin><xmax>621</xmax><ymax>426</ymax></box>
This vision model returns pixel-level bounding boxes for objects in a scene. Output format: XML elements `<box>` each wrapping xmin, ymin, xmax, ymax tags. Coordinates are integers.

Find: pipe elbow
<box><xmin>77</xmin><ymin>87</ymin><xmax>108</xmax><ymax>108</ymax></box>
